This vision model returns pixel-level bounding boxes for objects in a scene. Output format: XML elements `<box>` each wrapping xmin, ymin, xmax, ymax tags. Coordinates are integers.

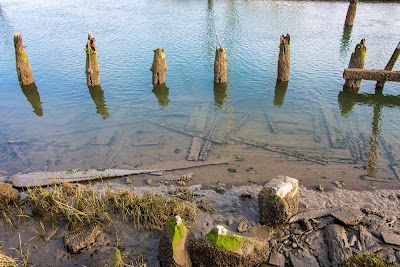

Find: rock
<box><xmin>324</xmin><ymin>224</ymin><xmax>352</xmax><ymax>267</ymax></box>
<box><xmin>395</xmin><ymin>251</ymin><xmax>400</xmax><ymax>262</ymax></box>
<box><xmin>237</xmin><ymin>220</ymin><xmax>249</xmax><ymax>233</ymax></box>
<box><xmin>0</xmin><ymin>175</ymin><xmax>7</xmax><ymax>183</ymax></box>
<box><xmin>289</xmin><ymin>207</ymin><xmax>341</xmax><ymax>223</ymax></box>
<box><xmin>125</xmin><ymin>177</ymin><xmax>132</xmax><ymax>184</ymax></box>
<box><xmin>289</xmin><ymin>250</ymin><xmax>319</xmax><ymax>267</ymax></box>
<box><xmin>360</xmin><ymin>226</ymin><xmax>381</xmax><ymax>253</ymax></box>
<box><xmin>380</xmin><ymin>231</ymin><xmax>400</xmax><ymax>246</ymax></box>
<box><xmin>258</xmin><ymin>176</ymin><xmax>299</xmax><ymax>225</ymax></box>
<box><xmin>332</xmin><ymin>207</ymin><xmax>364</xmax><ymax>226</ymax></box>
<box><xmin>348</xmin><ymin>234</ymin><xmax>357</xmax><ymax>247</ymax></box>
<box><xmin>158</xmin><ymin>216</ymin><xmax>192</xmax><ymax>267</ymax></box>
<box><xmin>189</xmin><ymin>225</ymin><xmax>269</xmax><ymax>267</ymax></box>
<box><xmin>268</xmin><ymin>251</ymin><xmax>285</xmax><ymax>267</ymax></box>
<box><xmin>0</xmin><ymin>182</ymin><xmax>19</xmax><ymax>208</ymax></box>
<box><xmin>91</xmin><ymin>247</ymin><xmax>123</xmax><ymax>267</ymax></box>
<box><xmin>299</xmin><ymin>219</ymin><xmax>313</xmax><ymax>232</ymax></box>
<box><xmin>64</xmin><ymin>225</ymin><xmax>102</xmax><ymax>254</ymax></box>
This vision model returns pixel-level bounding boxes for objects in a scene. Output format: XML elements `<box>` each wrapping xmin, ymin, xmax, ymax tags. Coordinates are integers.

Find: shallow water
<box><xmin>0</xmin><ymin>0</ymin><xmax>399</xmax><ymax>182</ymax></box>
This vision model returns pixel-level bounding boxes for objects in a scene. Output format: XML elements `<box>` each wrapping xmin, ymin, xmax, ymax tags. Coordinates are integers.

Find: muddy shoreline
<box><xmin>1</xmin><ymin>177</ymin><xmax>399</xmax><ymax>266</ymax></box>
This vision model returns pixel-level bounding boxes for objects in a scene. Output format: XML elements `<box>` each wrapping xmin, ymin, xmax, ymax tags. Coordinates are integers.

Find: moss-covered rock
<box><xmin>158</xmin><ymin>216</ymin><xmax>192</xmax><ymax>267</ymax></box>
<box><xmin>340</xmin><ymin>253</ymin><xmax>396</xmax><ymax>267</ymax></box>
<box><xmin>189</xmin><ymin>225</ymin><xmax>269</xmax><ymax>267</ymax></box>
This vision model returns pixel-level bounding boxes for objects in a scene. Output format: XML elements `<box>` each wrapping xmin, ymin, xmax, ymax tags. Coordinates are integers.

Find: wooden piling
<box><xmin>344</xmin><ymin>0</ymin><xmax>358</xmax><ymax>27</ymax></box>
<box><xmin>150</xmin><ymin>48</ymin><xmax>167</xmax><ymax>86</ymax></box>
<box><xmin>376</xmin><ymin>42</ymin><xmax>400</xmax><ymax>91</ymax></box>
<box><xmin>214</xmin><ymin>47</ymin><xmax>227</xmax><ymax>84</ymax></box>
<box><xmin>344</xmin><ymin>39</ymin><xmax>366</xmax><ymax>93</ymax></box>
<box><xmin>14</xmin><ymin>33</ymin><xmax>34</xmax><ymax>86</ymax></box>
<box><xmin>85</xmin><ymin>33</ymin><xmax>101</xmax><ymax>86</ymax></box>
<box><xmin>277</xmin><ymin>34</ymin><xmax>290</xmax><ymax>82</ymax></box>
<box><xmin>21</xmin><ymin>83</ymin><xmax>42</xmax><ymax>117</ymax></box>
<box><xmin>273</xmin><ymin>81</ymin><xmax>288</xmax><ymax>107</ymax></box>
<box><xmin>152</xmin><ymin>84</ymin><xmax>169</xmax><ymax>108</ymax></box>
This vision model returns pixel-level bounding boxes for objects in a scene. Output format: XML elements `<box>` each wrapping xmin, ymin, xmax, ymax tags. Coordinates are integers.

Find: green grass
<box><xmin>206</xmin><ymin>228</ymin><xmax>244</xmax><ymax>252</ymax></box>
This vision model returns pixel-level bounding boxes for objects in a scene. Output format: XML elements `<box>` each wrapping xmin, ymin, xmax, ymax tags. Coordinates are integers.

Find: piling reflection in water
<box><xmin>340</xmin><ymin>26</ymin><xmax>353</xmax><ymax>59</ymax></box>
<box><xmin>152</xmin><ymin>84</ymin><xmax>169</xmax><ymax>109</ymax></box>
<box><xmin>338</xmin><ymin>90</ymin><xmax>400</xmax><ymax>116</ymax></box>
<box><xmin>273</xmin><ymin>81</ymin><xmax>288</xmax><ymax>107</ymax></box>
<box><xmin>214</xmin><ymin>83</ymin><xmax>227</xmax><ymax>109</ymax></box>
<box><xmin>367</xmin><ymin>104</ymin><xmax>381</xmax><ymax>177</ymax></box>
<box><xmin>338</xmin><ymin>90</ymin><xmax>400</xmax><ymax>177</ymax></box>
<box><xmin>88</xmin><ymin>85</ymin><xmax>109</xmax><ymax>120</ymax></box>
<box><xmin>21</xmin><ymin>83</ymin><xmax>43</xmax><ymax>116</ymax></box>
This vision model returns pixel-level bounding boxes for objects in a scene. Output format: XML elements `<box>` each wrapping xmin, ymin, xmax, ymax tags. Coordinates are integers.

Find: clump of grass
<box><xmin>108</xmin><ymin>189</ymin><xmax>196</xmax><ymax>230</ymax></box>
<box><xmin>0</xmin><ymin>251</ymin><xmax>18</xmax><ymax>267</ymax></box>
<box><xmin>26</xmin><ymin>183</ymin><xmax>196</xmax><ymax>231</ymax></box>
<box><xmin>341</xmin><ymin>253</ymin><xmax>396</xmax><ymax>267</ymax></box>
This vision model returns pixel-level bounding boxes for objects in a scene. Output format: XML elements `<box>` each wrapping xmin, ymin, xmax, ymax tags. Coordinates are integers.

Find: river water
<box><xmin>0</xmin><ymin>0</ymin><xmax>399</xmax><ymax>184</ymax></box>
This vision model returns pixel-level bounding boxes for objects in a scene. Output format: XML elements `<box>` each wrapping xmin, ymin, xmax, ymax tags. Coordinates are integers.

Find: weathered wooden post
<box><xmin>14</xmin><ymin>33</ymin><xmax>34</xmax><ymax>86</ymax></box>
<box><xmin>214</xmin><ymin>33</ymin><xmax>227</xmax><ymax>84</ymax></box>
<box><xmin>150</xmin><ymin>48</ymin><xmax>167</xmax><ymax>86</ymax></box>
<box><xmin>344</xmin><ymin>0</ymin><xmax>358</xmax><ymax>27</ymax></box>
<box><xmin>277</xmin><ymin>34</ymin><xmax>290</xmax><ymax>82</ymax></box>
<box><xmin>344</xmin><ymin>39</ymin><xmax>366</xmax><ymax>93</ymax></box>
<box><xmin>376</xmin><ymin>42</ymin><xmax>400</xmax><ymax>91</ymax></box>
<box><xmin>85</xmin><ymin>33</ymin><xmax>101</xmax><ymax>87</ymax></box>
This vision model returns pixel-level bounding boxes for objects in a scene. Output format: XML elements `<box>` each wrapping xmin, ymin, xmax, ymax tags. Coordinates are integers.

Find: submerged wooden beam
<box><xmin>150</xmin><ymin>48</ymin><xmax>167</xmax><ymax>86</ymax></box>
<box><xmin>277</xmin><ymin>34</ymin><xmax>290</xmax><ymax>82</ymax></box>
<box><xmin>85</xmin><ymin>33</ymin><xmax>101</xmax><ymax>86</ymax></box>
<box><xmin>14</xmin><ymin>33</ymin><xmax>34</xmax><ymax>86</ymax></box>
<box><xmin>344</xmin><ymin>0</ymin><xmax>358</xmax><ymax>27</ymax></box>
<box><xmin>376</xmin><ymin>42</ymin><xmax>400</xmax><ymax>90</ymax></box>
<box><xmin>343</xmin><ymin>69</ymin><xmax>400</xmax><ymax>82</ymax></box>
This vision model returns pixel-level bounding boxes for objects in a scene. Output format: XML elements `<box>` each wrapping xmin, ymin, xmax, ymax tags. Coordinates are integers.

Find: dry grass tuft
<box><xmin>26</xmin><ymin>183</ymin><xmax>196</xmax><ymax>231</ymax></box>
<box><xmin>0</xmin><ymin>251</ymin><xmax>18</xmax><ymax>267</ymax></box>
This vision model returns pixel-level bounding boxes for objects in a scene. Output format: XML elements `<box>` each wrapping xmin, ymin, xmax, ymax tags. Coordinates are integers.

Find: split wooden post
<box><xmin>344</xmin><ymin>0</ymin><xmax>358</xmax><ymax>27</ymax></box>
<box><xmin>14</xmin><ymin>33</ymin><xmax>34</xmax><ymax>86</ymax></box>
<box><xmin>150</xmin><ymin>48</ymin><xmax>167</xmax><ymax>86</ymax></box>
<box><xmin>344</xmin><ymin>39</ymin><xmax>366</xmax><ymax>93</ymax></box>
<box><xmin>277</xmin><ymin>34</ymin><xmax>290</xmax><ymax>82</ymax></box>
<box><xmin>85</xmin><ymin>33</ymin><xmax>101</xmax><ymax>87</ymax></box>
<box><xmin>214</xmin><ymin>33</ymin><xmax>227</xmax><ymax>84</ymax></box>
<box><xmin>376</xmin><ymin>42</ymin><xmax>400</xmax><ymax>91</ymax></box>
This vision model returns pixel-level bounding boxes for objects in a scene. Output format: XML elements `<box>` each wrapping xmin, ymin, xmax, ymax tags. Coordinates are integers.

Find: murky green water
<box><xmin>0</xmin><ymin>0</ymin><xmax>399</xmax><ymax>181</ymax></box>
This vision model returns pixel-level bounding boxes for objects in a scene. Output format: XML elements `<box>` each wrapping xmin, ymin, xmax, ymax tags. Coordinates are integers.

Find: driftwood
<box><xmin>321</xmin><ymin>106</ymin><xmax>346</xmax><ymax>149</ymax></box>
<box><xmin>344</xmin><ymin>0</ymin><xmax>358</xmax><ymax>27</ymax></box>
<box><xmin>376</xmin><ymin>42</ymin><xmax>400</xmax><ymax>90</ymax></box>
<box><xmin>344</xmin><ymin>68</ymin><xmax>400</xmax><ymax>82</ymax></box>
<box><xmin>262</xmin><ymin>107</ymin><xmax>278</xmax><ymax>134</ymax></box>
<box><xmin>85</xmin><ymin>33</ymin><xmax>100</xmax><ymax>86</ymax></box>
<box><xmin>277</xmin><ymin>34</ymin><xmax>290</xmax><ymax>82</ymax></box>
<box><xmin>324</xmin><ymin>224</ymin><xmax>352</xmax><ymax>267</ymax></box>
<box><xmin>14</xmin><ymin>33</ymin><xmax>34</xmax><ymax>86</ymax></box>
<box><xmin>187</xmin><ymin>105</ymin><xmax>208</xmax><ymax>161</ymax></box>
<box><xmin>8</xmin><ymin>159</ymin><xmax>232</xmax><ymax>187</ymax></box>
<box><xmin>187</xmin><ymin>137</ymin><xmax>203</xmax><ymax>161</ymax></box>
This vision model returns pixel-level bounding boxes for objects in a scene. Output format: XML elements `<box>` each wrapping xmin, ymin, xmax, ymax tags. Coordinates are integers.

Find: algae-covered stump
<box><xmin>85</xmin><ymin>33</ymin><xmax>101</xmax><ymax>86</ymax></box>
<box><xmin>277</xmin><ymin>34</ymin><xmax>290</xmax><ymax>82</ymax></box>
<box><xmin>158</xmin><ymin>216</ymin><xmax>192</xmax><ymax>267</ymax></box>
<box><xmin>344</xmin><ymin>39</ymin><xmax>366</xmax><ymax>93</ymax></box>
<box><xmin>150</xmin><ymin>48</ymin><xmax>168</xmax><ymax>86</ymax></box>
<box><xmin>14</xmin><ymin>33</ymin><xmax>34</xmax><ymax>86</ymax></box>
<box><xmin>344</xmin><ymin>0</ymin><xmax>358</xmax><ymax>27</ymax></box>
